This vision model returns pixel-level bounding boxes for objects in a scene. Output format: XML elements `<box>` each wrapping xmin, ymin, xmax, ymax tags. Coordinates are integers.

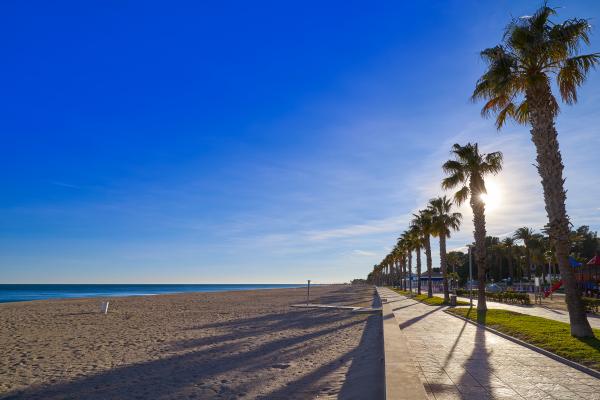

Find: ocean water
<box><xmin>0</xmin><ymin>284</ymin><xmax>307</xmax><ymax>303</ymax></box>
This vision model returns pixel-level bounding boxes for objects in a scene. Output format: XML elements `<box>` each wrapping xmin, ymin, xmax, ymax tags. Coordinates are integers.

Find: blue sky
<box><xmin>1</xmin><ymin>1</ymin><xmax>599</xmax><ymax>283</ymax></box>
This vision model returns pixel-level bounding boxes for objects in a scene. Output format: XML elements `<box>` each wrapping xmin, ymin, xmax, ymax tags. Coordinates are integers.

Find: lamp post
<box><xmin>409</xmin><ymin>261</ymin><xmax>413</xmax><ymax>293</ymax></box>
<box><xmin>467</xmin><ymin>245</ymin><xmax>473</xmax><ymax>307</ymax></box>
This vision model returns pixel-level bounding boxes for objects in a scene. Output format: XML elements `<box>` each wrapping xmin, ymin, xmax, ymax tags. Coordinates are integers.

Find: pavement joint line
<box><xmin>443</xmin><ymin>309</ymin><xmax>600</xmax><ymax>380</ymax></box>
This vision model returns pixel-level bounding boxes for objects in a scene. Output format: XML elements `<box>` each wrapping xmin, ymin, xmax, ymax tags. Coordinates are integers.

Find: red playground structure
<box><xmin>543</xmin><ymin>254</ymin><xmax>600</xmax><ymax>298</ymax></box>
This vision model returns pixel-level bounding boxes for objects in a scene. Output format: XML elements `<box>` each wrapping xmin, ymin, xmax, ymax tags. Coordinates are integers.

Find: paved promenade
<box><xmin>434</xmin><ymin>293</ymin><xmax>600</xmax><ymax>329</ymax></box>
<box><xmin>379</xmin><ymin>288</ymin><xmax>600</xmax><ymax>400</ymax></box>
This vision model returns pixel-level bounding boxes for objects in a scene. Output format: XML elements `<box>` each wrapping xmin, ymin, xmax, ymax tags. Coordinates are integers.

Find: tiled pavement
<box><xmin>379</xmin><ymin>288</ymin><xmax>600</xmax><ymax>400</ymax></box>
<box><xmin>433</xmin><ymin>293</ymin><xmax>600</xmax><ymax>329</ymax></box>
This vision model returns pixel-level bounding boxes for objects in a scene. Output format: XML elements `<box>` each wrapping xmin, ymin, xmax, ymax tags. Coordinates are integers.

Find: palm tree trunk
<box><xmin>425</xmin><ymin>235</ymin><xmax>433</xmax><ymax>297</ymax></box>
<box><xmin>440</xmin><ymin>235</ymin><xmax>450</xmax><ymax>302</ymax></box>
<box><xmin>527</xmin><ymin>86</ymin><xmax>593</xmax><ymax>338</ymax></box>
<box><xmin>470</xmin><ymin>182</ymin><xmax>487</xmax><ymax>315</ymax></box>
<box><xmin>416</xmin><ymin>247</ymin><xmax>422</xmax><ymax>295</ymax></box>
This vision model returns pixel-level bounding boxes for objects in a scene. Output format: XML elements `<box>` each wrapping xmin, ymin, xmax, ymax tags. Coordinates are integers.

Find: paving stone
<box><xmin>377</xmin><ymin>288</ymin><xmax>599</xmax><ymax>400</ymax></box>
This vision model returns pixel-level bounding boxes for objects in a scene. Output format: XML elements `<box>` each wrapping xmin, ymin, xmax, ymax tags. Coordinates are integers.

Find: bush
<box><xmin>583</xmin><ymin>297</ymin><xmax>600</xmax><ymax>314</ymax></box>
<box><xmin>455</xmin><ymin>288</ymin><xmax>530</xmax><ymax>305</ymax></box>
<box><xmin>388</xmin><ymin>287</ymin><xmax>468</xmax><ymax>306</ymax></box>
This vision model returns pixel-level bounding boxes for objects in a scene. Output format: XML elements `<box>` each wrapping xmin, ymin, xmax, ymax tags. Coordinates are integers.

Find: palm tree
<box><xmin>399</xmin><ymin>232</ymin><xmax>413</xmax><ymax>292</ymax></box>
<box><xmin>394</xmin><ymin>240</ymin><xmax>406</xmax><ymax>290</ymax></box>
<box><xmin>485</xmin><ymin>236</ymin><xmax>502</xmax><ymax>281</ymax></box>
<box><xmin>472</xmin><ymin>5</ymin><xmax>597</xmax><ymax>337</ymax></box>
<box><xmin>428</xmin><ymin>196</ymin><xmax>462</xmax><ymax>302</ymax></box>
<box><xmin>501</xmin><ymin>237</ymin><xmax>516</xmax><ymax>284</ymax></box>
<box><xmin>514</xmin><ymin>227</ymin><xmax>535</xmax><ymax>279</ymax></box>
<box><xmin>442</xmin><ymin>142</ymin><xmax>503</xmax><ymax>316</ymax></box>
<box><xmin>400</xmin><ymin>230</ymin><xmax>414</xmax><ymax>294</ymax></box>
<box><xmin>408</xmin><ymin>225</ymin><xmax>424</xmax><ymax>295</ymax></box>
<box><xmin>447</xmin><ymin>251</ymin><xmax>466</xmax><ymax>290</ymax></box>
<box><xmin>412</xmin><ymin>209</ymin><xmax>434</xmax><ymax>298</ymax></box>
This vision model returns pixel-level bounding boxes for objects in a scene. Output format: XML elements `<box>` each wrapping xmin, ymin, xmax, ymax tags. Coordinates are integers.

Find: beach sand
<box><xmin>0</xmin><ymin>285</ymin><xmax>383</xmax><ymax>399</ymax></box>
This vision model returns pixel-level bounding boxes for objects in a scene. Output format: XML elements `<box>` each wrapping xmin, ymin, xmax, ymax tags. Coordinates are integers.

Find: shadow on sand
<box><xmin>1</xmin><ymin>287</ymin><xmax>384</xmax><ymax>400</ymax></box>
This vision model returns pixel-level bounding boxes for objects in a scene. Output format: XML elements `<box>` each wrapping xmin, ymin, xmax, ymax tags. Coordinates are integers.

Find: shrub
<box><xmin>455</xmin><ymin>288</ymin><xmax>530</xmax><ymax>305</ymax></box>
<box><xmin>583</xmin><ymin>297</ymin><xmax>600</xmax><ymax>314</ymax></box>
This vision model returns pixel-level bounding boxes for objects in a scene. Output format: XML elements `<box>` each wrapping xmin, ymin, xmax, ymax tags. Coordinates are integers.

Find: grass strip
<box><xmin>446</xmin><ymin>308</ymin><xmax>600</xmax><ymax>372</ymax></box>
<box><xmin>388</xmin><ymin>287</ymin><xmax>469</xmax><ymax>306</ymax></box>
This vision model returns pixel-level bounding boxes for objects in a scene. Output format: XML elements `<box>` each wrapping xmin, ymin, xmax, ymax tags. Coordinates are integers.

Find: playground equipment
<box><xmin>544</xmin><ymin>280</ymin><xmax>562</xmax><ymax>298</ymax></box>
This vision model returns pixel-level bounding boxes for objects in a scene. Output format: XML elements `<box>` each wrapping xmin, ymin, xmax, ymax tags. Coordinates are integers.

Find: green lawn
<box><xmin>388</xmin><ymin>287</ymin><xmax>469</xmax><ymax>306</ymax></box>
<box><xmin>447</xmin><ymin>308</ymin><xmax>600</xmax><ymax>371</ymax></box>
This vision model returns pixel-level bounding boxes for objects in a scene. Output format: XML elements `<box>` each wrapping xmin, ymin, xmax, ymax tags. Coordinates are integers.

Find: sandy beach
<box><xmin>0</xmin><ymin>285</ymin><xmax>383</xmax><ymax>400</ymax></box>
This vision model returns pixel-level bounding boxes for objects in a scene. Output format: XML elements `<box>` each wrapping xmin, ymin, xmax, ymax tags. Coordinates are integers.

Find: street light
<box><xmin>467</xmin><ymin>244</ymin><xmax>474</xmax><ymax>307</ymax></box>
<box><xmin>409</xmin><ymin>261</ymin><xmax>413</xmax><ymax>293</ymax></box>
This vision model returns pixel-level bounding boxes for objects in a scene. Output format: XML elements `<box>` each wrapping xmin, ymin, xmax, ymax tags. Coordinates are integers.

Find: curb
<box><xmin>443</xmin><ymin>309</ymin><xmax>600</xmax><ymax>380</ymax></box>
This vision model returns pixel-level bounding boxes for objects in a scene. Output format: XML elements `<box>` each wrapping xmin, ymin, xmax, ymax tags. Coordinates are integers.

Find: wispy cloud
<box><xmin>352</xmin><ymin>249</ymin><xmax>377</xmax><ymax>256</ymax></box>
<box><xmin>48</xmin><ymin>181</ymin><xmax>80</xmax><ymax>189</ymax></box>
<box><xmin>306</xmin><ymin>216</ymin><xmax>407</xmax><ymax>241</ymax></box>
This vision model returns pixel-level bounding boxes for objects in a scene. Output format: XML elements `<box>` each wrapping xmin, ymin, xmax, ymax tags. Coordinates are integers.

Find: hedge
<box><xmin>583</xmin><ymin>297</ymin><xmax>600</xmax><ymax>314</ymax></box>
<box><xmin>455</xmin><ymin>289</ymin><xmax>530</xmax><ymax>305</ymax></box>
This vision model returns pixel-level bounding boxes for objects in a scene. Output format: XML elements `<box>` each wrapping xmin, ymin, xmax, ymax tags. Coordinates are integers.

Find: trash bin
<box><xmin>450</xmin><ymin>295</ymin><xmax>457</xmax><ymax>307</ymax></box>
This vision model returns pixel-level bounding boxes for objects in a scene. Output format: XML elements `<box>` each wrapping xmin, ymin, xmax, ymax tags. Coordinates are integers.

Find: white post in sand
<box><xmin>100</xmin><ymin>301</ymin><xmax>110</xmax><ymax>314</ymax></box>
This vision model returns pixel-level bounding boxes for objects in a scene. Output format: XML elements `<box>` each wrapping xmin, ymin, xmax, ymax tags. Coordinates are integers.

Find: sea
<box><xmin>0</xmin><ymin>284</ymin><xmax>308</xmax><ymax>303</ymax></box>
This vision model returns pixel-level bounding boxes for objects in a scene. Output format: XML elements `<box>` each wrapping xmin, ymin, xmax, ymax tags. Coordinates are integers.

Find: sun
<box><xmin>480</xmin><ymin>179</ymin><xmax>502</xmax><ymax>212</ymax></box>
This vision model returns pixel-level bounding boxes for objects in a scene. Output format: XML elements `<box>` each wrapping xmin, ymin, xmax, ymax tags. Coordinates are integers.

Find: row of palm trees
<box><xmin>396</xmin><ymin>196</ymin><xmax>461</xmax><ymax>303</ymax></box>
<box><xmin>368</xmin><ymin>5</ymin><xmax>599</xmax><ymax>338</ymax></box>
<box><xmin>369</xmin><ymin>142</ymin><xmax>501</xmax><ymax>309</ymax></box>
<box><xmin>445</xmin><ymin>225</ymin><xmax>598</xmax><ymax>285</ymax></box>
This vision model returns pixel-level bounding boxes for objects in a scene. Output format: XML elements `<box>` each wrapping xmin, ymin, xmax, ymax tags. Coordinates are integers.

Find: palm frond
<box><xmin>514</xmin><ymin>100</ymin><xmax>529</xmax><ymax>124</ymax></box>
<box><xmin>441</xmin><ymin>173</ymin><xmax>464</xmax><ymax>190</ymax></box>
<box><xmin>441</xmin><ymin>160</ymin><xmax>463</xmax><ymax>174</ymax></box>
<box><xmin>482</xmin><ymin>151</ymin><xmax>504</xmax><ymax>175</ymax></box>
<box><xmin>473</xmin><ymin>4</ymin><xmax>597</xmax><ymax>131</ymax></box>
<box><xmin>495</xmin><ymin>102</ymin><xmax>516</xmax><ymax>129</ymax></box>
<box><xmin>548</xmin><ymin>18</ymin><xmax>592</xmax><ymax>58</ymax></box>
<box><xmin>557</xmin><ymin>53</ymin><xmax>600</xmax><ymax>104</ymax></box>
<box><xmin>453</xmin><ymin>186</ymin><xmax>470</xmax><ymax>206</ymax></box>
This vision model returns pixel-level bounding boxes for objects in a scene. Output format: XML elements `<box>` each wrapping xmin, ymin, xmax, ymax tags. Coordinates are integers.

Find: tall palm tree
<box><xmin>412</xmin><ymin>209</ymin><xmax>434</xmax><ymax>298</ymax></box>
<box><xmin>398</xmin><ymin>231</ymin><xmax>413</xmax><ymax>290</ymax></box>
<box><xmin>428</xmin><ymin>196</ymin><xmax>462</xmax><ymax>302</ymax></box>
<box><xmin>501</xmin><ymin>237</ymin><xmax>516</xmax><ymax>284</ymax></box>
<box><xmin>472</xmin><ymin>5</ymin><xmax>597</xmax><ymax>337</ymax></box>
<box><xmin>447</xmin><ymin>251</ymin><xmax>466</xmax><ymax>290</ymax></box>
<box><xmin>408</xmin><ymin>225</ymin><xmax>424</xmax><ymax>295</ymax></box>
<box><xmin>442</xmin><ymin>142</ymin><xmax>503</xmax><ymax>316</ymax></box>
<box><xmin>400</xmin><ymin>230</ymin><xmax>414</xmax><ymax>294</ymax></box>
<box><xmin>394</xmin><ymin>240</ymin><xmax>406</xmax><ymax>290</ymax></box>
<box><xmin>514</xmin><ymin>227</ymin><xmax>535</xmax><ymax>279</ymax></box>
